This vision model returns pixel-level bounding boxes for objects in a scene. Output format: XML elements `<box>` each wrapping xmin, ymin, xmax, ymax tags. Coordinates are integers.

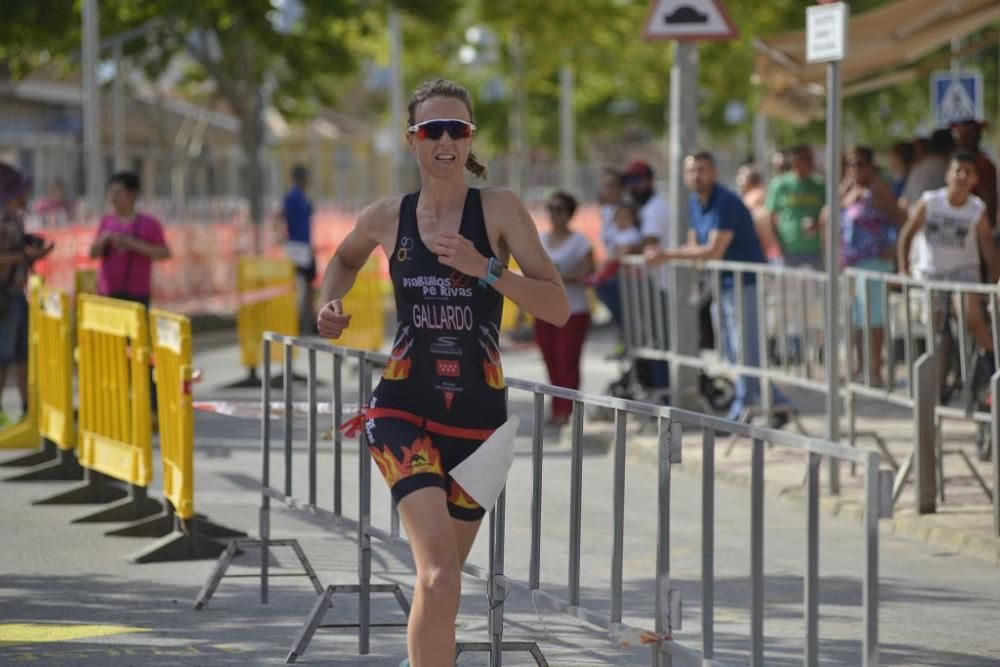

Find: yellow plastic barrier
<box><xmin>500</xmin><ymin>260</ymin><xmax>533</xmax><ymax>333</ymax></box>
<box><xmin>0</xmin><ymin>284</ymin><xmax>40</xmax><ymax>450</ymax></box>
<box><xmin>149</xmin><ymin>310</ymin><xmax>195</xmax><ymax>520</ymax></box>
<box><xmin>74</xmin><ymin>269</ymin><xmax>98</xmax><ymax>295</ymax></box>
<box><xmin>36</xmin><ymin>286</ymin><xmax>74</xmax><ymax>451</ymax></box>
<box><xmin>236</xmin><ymin>257</ymin><xmax>299</xmax><ymax>375</ymax></box>
<box><xmin>337</xmin><ymin>257</ymin><xmax>386</xmax><ymax>351</ymax></box>
<box><xmin>75</xmin><ymin>294</ymin><xmax>154</xmax><ymax>487</ymax></box>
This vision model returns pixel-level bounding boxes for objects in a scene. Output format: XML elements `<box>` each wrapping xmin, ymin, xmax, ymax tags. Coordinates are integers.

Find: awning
<box><xmin>754</xmin><ymin>0</ymin><xmax>1000</xmax><ymax>123</ymax></box>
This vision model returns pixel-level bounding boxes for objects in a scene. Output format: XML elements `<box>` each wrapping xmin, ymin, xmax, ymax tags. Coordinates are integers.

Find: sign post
<box><xmin>807</xmin><ymin>1</ymin><xmax>849</xmax><ymax>661</ymax></box>
<box><xmin>644</xmin><ymin>0</ymin><xmax>737</xmax><ymax>411</ymax></box>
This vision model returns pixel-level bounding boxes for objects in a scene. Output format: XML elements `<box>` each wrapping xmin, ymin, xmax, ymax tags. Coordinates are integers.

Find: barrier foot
<box><xmin>32</xmin><ymin>470</ymin><xmax>127</xmax><ymax>506</ymax></box>
<box><xmin>70</xmin><ymin>485</ymin><xmax>161</xmax><ymax>523</ymax></box>
<box><xmin>193</xmin><ymin>538</ymin><xmax>321</xmax><ymax>610</ymax></box>
<box><xmin>3</xmin><ymin>447</ymin><xmax>83</xmax><ymax>482</ymax></box>
<box><xmin>0</xmin><ymin>439</ymin><xmax>53</xmax><ymax>467</ymax></box>
<box><xmin>455</xmin><ymin>641</ymin><xmax>549</xmax><ymax>666</ymax></box>
<box><xmin>285</xmin><ymin>584</ymin><xmax>411</xmax><ymax>664</ymax></box>
<box><xmin>286</xmin><ymin>586</ymin><xmax>335</xmax><ymax>664</ymax></box>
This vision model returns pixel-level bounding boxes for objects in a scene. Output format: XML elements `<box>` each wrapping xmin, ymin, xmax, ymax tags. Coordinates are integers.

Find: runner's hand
<box><xmin>433</xmin><ymin>232</ymin><xmax>488</xmax><ymax>278</ymax></box>
<box><xmin>317</xmin><ymin>299</ymin><xmax>351</xmax><ymax>339</ymax></box>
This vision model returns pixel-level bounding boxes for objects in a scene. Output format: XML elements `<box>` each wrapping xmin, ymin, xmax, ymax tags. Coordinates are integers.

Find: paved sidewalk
<box><xmin>1</xmin><ymin>323</ymin><xmax>998</xmax><ymax>666</ymax></box>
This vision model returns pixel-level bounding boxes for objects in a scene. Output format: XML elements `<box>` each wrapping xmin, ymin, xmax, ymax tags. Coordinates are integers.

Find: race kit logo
<box><xmin>402</xmin><ymin>273</ymin><xmax>474</xmax><ymax>299</ymax></box>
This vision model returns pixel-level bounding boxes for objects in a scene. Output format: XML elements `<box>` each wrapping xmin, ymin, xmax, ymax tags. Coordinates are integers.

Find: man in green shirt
<box><xmin>765</xmin><ymin>145</ymin><xmax>826</xmax><ymax>269</ymax></box>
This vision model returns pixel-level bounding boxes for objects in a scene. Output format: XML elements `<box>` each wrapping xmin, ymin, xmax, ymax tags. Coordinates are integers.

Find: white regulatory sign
<box><xmin>806</xmin><ymin>2</ymin><xmax>849</xmax><ymax>63</ymax></box>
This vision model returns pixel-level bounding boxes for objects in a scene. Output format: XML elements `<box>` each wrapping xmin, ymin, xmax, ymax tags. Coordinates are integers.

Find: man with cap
<box><xmin>0</xmin><ymin>162</ymin><xmax>52</xmax><ymax>425</ymax></box>
<box><xmin>622</xmin><ymin>159</ymin><xmax>673</xmax><ymax>393</ymax></box>
<box><xmin>623</xmin><ymin>160</ymin><xmax>674</xmax><ymax>250</ymax></box>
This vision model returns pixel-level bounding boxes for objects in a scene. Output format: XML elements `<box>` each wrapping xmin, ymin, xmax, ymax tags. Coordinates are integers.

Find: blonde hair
<box><xmin>407</xmin><ymin>79</ymin><xmax>487</xmax><ymax>180</ymax></box>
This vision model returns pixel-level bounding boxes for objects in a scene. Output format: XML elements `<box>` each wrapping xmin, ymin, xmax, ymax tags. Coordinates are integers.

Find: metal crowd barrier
<box><xmin>619</xmin><ymin>257</ymin><xmax>830</xmax><ymax>403</ymax></box>
<box><xmin>618</xmin><ymin>256</ymin><xmax>999</xmax><ymax>536</ymax></box>
<box><xmin>197</xmin><ymin>333</ymin><xmax>891</xmax><ymax>666</ymax></box>
<box><xmin>843</xmin><ymin>267</ymin><xmax>1000</xmax><ymax>531</ymax></box>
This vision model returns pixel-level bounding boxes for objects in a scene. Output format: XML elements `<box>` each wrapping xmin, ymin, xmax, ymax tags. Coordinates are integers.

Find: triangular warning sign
<box><xmin>643</xmin><ymin>0</ymin><xmax>738</xmax><ymax>41</ymax></box>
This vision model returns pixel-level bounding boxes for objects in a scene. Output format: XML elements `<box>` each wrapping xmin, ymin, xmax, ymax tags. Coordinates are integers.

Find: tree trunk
<box><xmin>240</xmin><ymin>91</ymin><xmax>265</xmax><ymax>254</ymax></box>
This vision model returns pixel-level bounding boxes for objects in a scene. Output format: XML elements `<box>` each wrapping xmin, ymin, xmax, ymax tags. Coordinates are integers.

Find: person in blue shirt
<box><xmin>646</xmin><ymin>151</ymin><xmax>792</xmax><ymax>425</ymax></box>
<box><xmin>283</xmin><ymin>165</ymin><xmax>316</xmax><ymax>333</ymax></box>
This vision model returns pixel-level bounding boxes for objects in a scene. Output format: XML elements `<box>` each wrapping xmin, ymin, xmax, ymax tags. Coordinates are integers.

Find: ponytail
<box><xmin>466</xmin><ymin>152</ymin><xmax>488</xmax><ymax>180</ymax></box>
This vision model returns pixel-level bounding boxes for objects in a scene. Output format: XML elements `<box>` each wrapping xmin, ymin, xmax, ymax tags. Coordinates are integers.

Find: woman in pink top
<box><xmin>89</xmin><ymin>172</ymin><xmax>170</xmax><ymax>308</ymax></box>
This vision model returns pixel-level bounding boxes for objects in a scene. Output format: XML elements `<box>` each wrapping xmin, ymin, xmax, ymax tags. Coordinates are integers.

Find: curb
<box><xmin>625</xmin><ymin>434</ymin><xmax>1000</xmax><ymax>568</ymax></box>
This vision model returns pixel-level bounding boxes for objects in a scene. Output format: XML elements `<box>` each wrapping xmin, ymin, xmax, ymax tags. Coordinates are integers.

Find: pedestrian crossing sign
<box><xmin>930</xmin><ymin>70</ymin><xmax>983</xmax><ymax>127</ymax></box>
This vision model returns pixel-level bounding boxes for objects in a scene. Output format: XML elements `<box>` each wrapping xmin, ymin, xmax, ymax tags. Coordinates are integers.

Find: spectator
<box><xmin>594</xmin><ymin>168</ymin><xmax>626</xmax><ymax>333</ymax></box>
<box><xmin>282</xmin><ymin>165</ymin><xmax>317</xmax><ymax>334</ymax></box>
<box><xmin>622</xmin><ymin>160</ymin><xmax>671</xmax><ymax>391</ymax></box>
<box><xmin>899</xmin><ymin>128</ymin><xmax>954</xmax><ymax>212</ymax></box>
<box><xmin>898</xmin><ymin>151</ymin><xmax>999</xmax><ymax>383</ymax></box>
<box><xmin>952</xmin><ymin>118</ymin><xmax>997</xmax><ymax>230</ymax></box>
<box><xmin>536</xmin><ymin>191</ymin><xmax>594</xmax><ymax>425</ymax></box>
<box><xmin>765</xmin><ymin>144</ymin><xmax>826</xmax><ymax>270</ymax></box>
<box><xmin>737</xmin><ymin>164</ymin><xmax>782</xmax><ymax>264</ymax></box>
<box><xmin>623</xmin><ymin>160</ymin><xmax>673</xmax><ymax>250</ymax></box>
<box><xmin>770</xmin><ymin>150</ymin><xmax>789</xmax><ymax>178</ymax></box>
<box><xmin>912</xmin><ymin>137</ymin><xmax>930</xmax><ymax>164</ymax></box>
<box><xmin>833</xmin><ymin>147</ymin><xmax>905</xmax><ymax>386</ymax></box>
<box><xmin>888</xmin><ymin>142</ymin><xmax>915</xmax><ymax>200</ymax></box>
<box><xmin>0</xmin><ymin>163</ymin><xmax>52</xmax><ymax>425</ymax></box>
<box><xmin>646</xmin><ymin>151</ymin><xmax>791</xmax><ymax>426</ymax></box>
<box><xmin>33</xmin><ymin>180</ymin><xmax>73</xmax><ymax>226</ymax></box>
<box><xmin>90</xmin><ymin>171</ymin><xmax>170</xmax><ymax>308</ymax></box>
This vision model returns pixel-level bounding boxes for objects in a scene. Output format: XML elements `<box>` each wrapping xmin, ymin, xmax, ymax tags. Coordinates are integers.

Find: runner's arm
<box><xmin>483</xmin><ymin>189</ymin><xmax>570</xmax><ymax>326</ymax></box>
<box><xmin>318</xmin><ymin>197</ymin><xmax>392</xmax><ymax>304</ymax></box>
<box><xmin>897</xmin><ymin>199</ymin><xmax>926</xmax><ymax>276</ymax></box>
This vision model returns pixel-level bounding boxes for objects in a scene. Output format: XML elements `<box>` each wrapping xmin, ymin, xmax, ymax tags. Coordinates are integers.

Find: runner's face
<box><xmin>408</xmin><ymin>96</ymin><xmax>472</xmax><ymax>179</ymax></box>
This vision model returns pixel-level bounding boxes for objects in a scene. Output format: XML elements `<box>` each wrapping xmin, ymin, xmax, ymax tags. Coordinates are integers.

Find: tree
<box><xmin>0</xmin><ymin>0</ymin><xmax>457</xmax><ymax>246</ymax></box>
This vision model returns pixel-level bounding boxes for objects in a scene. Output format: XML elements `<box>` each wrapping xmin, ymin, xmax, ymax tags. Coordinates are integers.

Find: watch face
<box><xmin>489</xmin><ymin>259</ymin><xmax>504</xmax><ymax>279</ymax></box>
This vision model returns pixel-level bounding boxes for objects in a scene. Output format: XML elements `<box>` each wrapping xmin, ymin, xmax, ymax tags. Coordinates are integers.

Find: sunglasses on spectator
<box><xmin>547</xmin><ymin>203</ymin><xmax>568</xmax><ymax>214</ymax></box>
<box><xmin>407</xmin><ymin>119</ymin><xmax>476</xmax><ymax>141</ymax></box>
<box><xmin>847</xmin><ymin>159</ymin><xmax>869</xmax><ymax>167</ymax></box>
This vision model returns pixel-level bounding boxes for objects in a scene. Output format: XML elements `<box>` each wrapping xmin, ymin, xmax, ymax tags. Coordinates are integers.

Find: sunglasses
<box><xmin>407</xmin><ymin>118</ymin><xmax>476</xmax><ymax>141</ymax></box>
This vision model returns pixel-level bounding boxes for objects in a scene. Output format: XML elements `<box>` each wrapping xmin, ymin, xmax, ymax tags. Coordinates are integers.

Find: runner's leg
<box><xmin>397</xmin><ymin>487</ymin><xmax>463</xmax><ymax>667</ymax></box>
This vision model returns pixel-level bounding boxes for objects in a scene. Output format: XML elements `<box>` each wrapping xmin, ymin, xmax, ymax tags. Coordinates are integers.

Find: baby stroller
<box><xmin>599</xmin><ymin>294</ymin><xmax>735</xmax><ymax>414</ymax></box>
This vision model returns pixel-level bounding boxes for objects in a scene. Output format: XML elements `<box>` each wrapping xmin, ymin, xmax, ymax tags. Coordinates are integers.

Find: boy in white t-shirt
<box><xmin>898</xmin><ymin>150</ymin><xmax>999</xmax><ymax>371</ymax></box>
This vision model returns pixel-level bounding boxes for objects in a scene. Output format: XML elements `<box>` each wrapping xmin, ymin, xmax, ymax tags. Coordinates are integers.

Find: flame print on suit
<box><xmin>385</xmin><ymin>325</ymin><xmax>414</xmax><ymax>381</ymax></box>
<box><xmin>370</xmin><ymin>434</ymin><xmax>444</xmax><ymax>489</ymax></box>
<box><xmin>447</xmin><ymin>479</ymin><xmax>481</xmax><ymax>511</ymax></box>
<box><xmin>478</xmin><ymin>323</ymin><xmax>505</xmax><ymax>390</ymax></box>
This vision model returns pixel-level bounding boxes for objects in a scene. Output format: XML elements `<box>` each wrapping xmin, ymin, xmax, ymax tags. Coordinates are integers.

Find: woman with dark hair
<box><xmin>536</xmin><ymin>190</ymin><xmax>594</xmax><ymax>424</ymax></box>
<box><xmin>316</xmin><ymin>79</ymin><xmax>569</xmax><ymax>666</ymax></box>
<box><xmin>828</xmin><ymin>147</ymin><xmax>904</xmax><ymax>386</ymax></box>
